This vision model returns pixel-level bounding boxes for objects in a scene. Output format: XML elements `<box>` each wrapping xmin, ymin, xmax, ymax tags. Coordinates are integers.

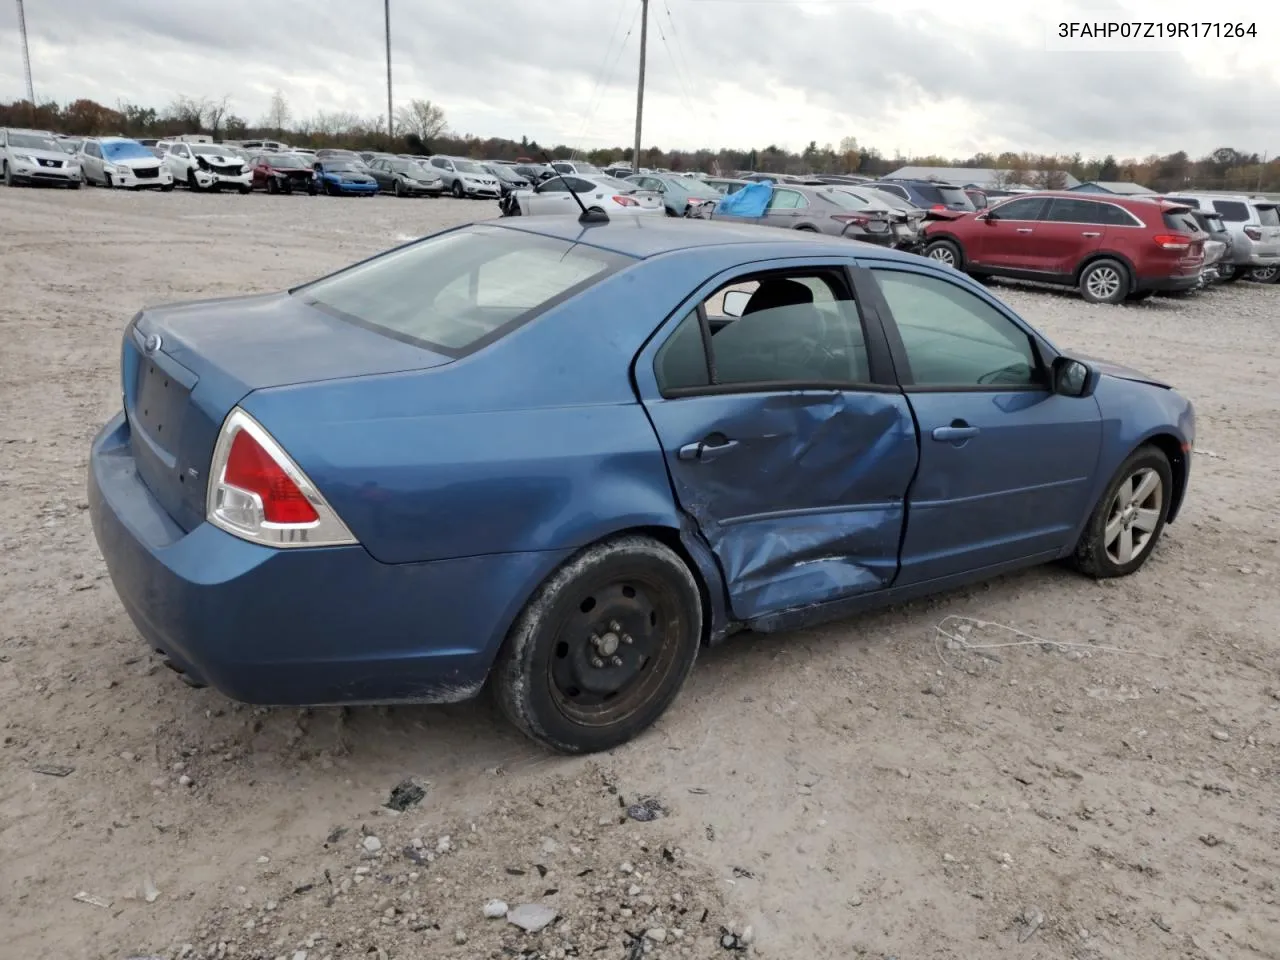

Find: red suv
<box><xmin>921</xmin><ymin>192</ymin><xmax>1205</xmax><ymax>304</ymax></box>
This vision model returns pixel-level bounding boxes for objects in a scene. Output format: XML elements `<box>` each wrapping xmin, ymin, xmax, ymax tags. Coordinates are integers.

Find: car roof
<box><xmin>487</xmin><ymin>215</ymin><xmax>932</xmax><ymax>265</ymax></box>
<box><xmin>996</xmin><ymin>190</ymin><xmax>1189</xmax><ymax>211</ymax></box>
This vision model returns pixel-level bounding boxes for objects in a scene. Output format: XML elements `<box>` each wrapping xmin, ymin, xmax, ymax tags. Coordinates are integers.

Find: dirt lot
<box><xmin>1</xmin><ymin>187</ymin><xmax>1278</xmax><ymax>960</ymax></box>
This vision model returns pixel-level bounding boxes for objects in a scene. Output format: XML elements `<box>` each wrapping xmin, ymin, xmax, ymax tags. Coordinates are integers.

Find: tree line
<box><xmin>2</xmin><ymin>93</ymin><xmax>1276</xmax><ymax>193</ymax></box>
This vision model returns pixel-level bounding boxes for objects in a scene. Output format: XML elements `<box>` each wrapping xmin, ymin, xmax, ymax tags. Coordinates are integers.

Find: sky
<box><xmin>1</xmin><ymin>0</ymin><xmax>1278</xmax><ymax>159</ymax></box>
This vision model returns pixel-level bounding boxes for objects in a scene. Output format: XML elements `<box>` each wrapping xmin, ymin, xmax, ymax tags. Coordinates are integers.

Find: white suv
<box><xmin>1</xmin><ymin>127</ymin><xmax>82</xmax><ymax>188</ymax></box>
<box><xmin>163</xmin><ymin>142</ymin><xmax>253</xmax><ymax>193</ymax></box>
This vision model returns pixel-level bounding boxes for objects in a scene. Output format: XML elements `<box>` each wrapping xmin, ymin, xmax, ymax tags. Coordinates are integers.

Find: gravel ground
<box><xmin>2</xmin><ymin>187</ymin><xmax>1278</xmax><ymax>960</ymax></box>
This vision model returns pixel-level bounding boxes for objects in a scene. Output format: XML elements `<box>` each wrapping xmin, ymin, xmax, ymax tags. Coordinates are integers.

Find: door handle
<box><xmin>1081</xmin><ymin>231</ymin><xmax>1101</xmax><ymax>238</ymax></box>
<box><xmin>932</xmin><ymin>423</ymin><xmax>980</xmax><ymax>442</ymax></box>
<box><xmin>1015</xmin><ymin>228</ymin><xmax>1033</xmax><ymax>234</ymax></box>
<box><xmin>678</xmin><ymin>438</ymin><xmax>740</xmax><ymax>462</ymax></box>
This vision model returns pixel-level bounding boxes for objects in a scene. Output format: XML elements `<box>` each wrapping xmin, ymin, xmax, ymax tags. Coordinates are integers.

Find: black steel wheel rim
<box><xmin>547</xmin><ymin>572</ymin><xmax>686</xmax><ymax>727</ymax></box>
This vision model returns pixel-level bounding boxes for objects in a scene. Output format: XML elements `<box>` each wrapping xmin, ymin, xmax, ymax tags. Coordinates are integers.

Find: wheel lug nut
<box><xmin>611</xmin><ymin>656</ymin><xmax>623</xmax><ymax>667</ymax></box>
<box><xmin>591</xmin><ymin>657</ymin><xmax>605</xmax><ymax>669</ymax></box>
<box><xmin>609</xmin><ymin>620</ymin><xmax>621</xmax><ymax>632</ymax></box>
<box><xmin>622</xmin><ymin>635</ymin><xmax>633</xmax><ymax>645</ymax></box>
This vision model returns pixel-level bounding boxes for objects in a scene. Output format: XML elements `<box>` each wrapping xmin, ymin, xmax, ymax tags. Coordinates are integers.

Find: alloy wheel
<box><xmin>1103</xmin><ymin>467</ymin><xmax>1163</xmax><ymax>565</ymax></box>
<box><xmin>1086</xmin><ymin>265</ymin><xmax>1122</xmax><ymax>301</ymax></box>
<box><xmin>928</xmin><ymin>245</ymin><xmax>956</xmax><ymax>266</ymax></box>
<box><xmin>1251</xmin><ymin>265</ymin><xmax>1278</xmax><ymax>283</ymax></box>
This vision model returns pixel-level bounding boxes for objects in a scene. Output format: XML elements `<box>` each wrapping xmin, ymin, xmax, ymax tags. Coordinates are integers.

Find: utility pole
<box><xmin>16</xmin><ymin>0</ymin><xmax>35</xmax><ymax>121</ymax></box>
<box><xmin>1258</xmin><ymin>152</ymin><xmax>1268</xmax><ymax>194</ymax></box>
<box><xmin>384</xmin><ymin>0</ymin><xmax>394</xmax><ymax>142</ymax></box>
<box><xmin>632</xmin><ymin>0</ymin><xmax>648</xmax><ymax>173</ymax></box>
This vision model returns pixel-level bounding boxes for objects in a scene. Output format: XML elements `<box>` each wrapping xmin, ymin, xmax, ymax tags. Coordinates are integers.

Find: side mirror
<box><xmin>1052</xmin><ymin>356</ymin><xmax>1097</xmax><ymax>397</ymax></box>
<box><xmin>722</xmin><ymin>290</ymin><xmax>751</xmax><ymax>318</ymax></box>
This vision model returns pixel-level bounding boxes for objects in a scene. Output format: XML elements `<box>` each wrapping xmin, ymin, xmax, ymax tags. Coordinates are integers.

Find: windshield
<box><xmin>1257</xmin><ymin>205</ymin><xmax>1280</xmax><ymax>227</ymax></box>
<box><xmin>8</xmin><ymin>133</ymin><xmax>60</xmax><ymax>151</ymax></box>
<box><xmin>600</xmin><ymin>177</ymin><xmax>637</xmax><ymax>192</ymax></box>
<box><xmin>861</xmin><ymin>188</ymin><xmax>915</xmax><ymax>211</ymax></box>
<box><xmin>266</xmin><ymin>153</ymin><xmax>310</xmax><ymax>167</ymax></box>
<box><xmin>100</xmin><ymin>140</ymin><xmax>156</xmax><ymax>162</ymax></box>
<box><xmin>325</xmin><ymin>162</ymin><xmax>360</xmax><ymax>173</ymax></box>
<box><xmin>453</xmin><ymin>160</ymin><xmax>485</xmax><ymax>175</ymax></box>
<box><xmin>572</xmin><ymin>163</ymin><xmax>602</xmax><ymax>175</ymax></box>
<box><xmin>190</xmin><ymin>144</ymin><xmax>233</xmax><ymax>157</ymax></box>
<box><xmin>298</xmin><ymin>225</ymin><xmax>628</xmax><ymax>353</ymax></box>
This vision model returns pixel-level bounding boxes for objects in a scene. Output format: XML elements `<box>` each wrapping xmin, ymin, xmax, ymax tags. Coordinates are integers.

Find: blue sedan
<box><xmin>88</xmin><ymin>216</ymin><xmax>1194</xmax><ymax>753</ymax></box>
<box><xmin>306</xmin><ymin>159</ymin><xmax>378</xmax><ymax>196</ymax></box>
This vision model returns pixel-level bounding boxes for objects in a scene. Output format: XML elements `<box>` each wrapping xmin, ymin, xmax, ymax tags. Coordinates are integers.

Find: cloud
<box><xmin>0</xmin><ymin>0</ymin><xmax>1276</xmax><ymax>157</ymax></box>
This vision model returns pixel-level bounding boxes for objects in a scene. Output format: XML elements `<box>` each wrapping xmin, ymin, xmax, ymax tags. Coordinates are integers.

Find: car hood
<box><xmin>193</xmin><ymin>153</ymin><xmax>244</xmax><ymax>165</ymax></box>
<box><xmin>13</xmin><ymin>146</ymin><xmax>70</xmax><ymax>162</ymax></box>
<box><xmin>1081</xmin><ymin>355</ymin><xmax>1171</xmax><ymax>389</ymax></box>
<box><xmin>112</xmin><ymin>155</ymin><xmax>165</xmax><ymax>169</ymax></box>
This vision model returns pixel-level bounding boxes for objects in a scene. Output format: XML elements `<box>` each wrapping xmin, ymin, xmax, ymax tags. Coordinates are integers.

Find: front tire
<box><xmin>1078</xmin><ymin>258</ymin><xmax>1129</xmax><ymax>304</ymax></box>
<box><xmin>493</xmin><ymin>535</ymin><xmax>703</xmax><ymax>754</ymax></box>
<box><xmin>186</xmin><ymin>170</ymin><xmax>201</xmax><ymax>192</ymax></box>
<box><xmin>160</xmin><ymin>183</ymin><xmax>174</xmax><ymax>192</ymax></box>
<box><xmin>3</xmin><ymin>163</ymin><xmax>12</xmax><ymax>187</ymax></box>
<box><xmin>925</xmin><ymin>238</ymin><xmax>963</xmax><ymax>269</ymax></box>
<box><xmin>1072</xmin><ymin>445</ymin><xmax>1172</xmax><ymax>578</ymax></box>
<box><xmin>452</xmin><ymin>180</ymin><xmax>464</xmax><ymax>199</ymax></box>
<box><xmin>394</xmin><ymin>180</ymin><xmax>404</xmax><ymax>198</ymax></box>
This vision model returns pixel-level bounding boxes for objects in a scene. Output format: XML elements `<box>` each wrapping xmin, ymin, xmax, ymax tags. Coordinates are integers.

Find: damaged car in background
<box><xmin>249</xmin><ymin>152</ymin><xmax>315</xmax><ymax>194</ymax></box>
<box><xmin>77</xmin><ymin>137</ymin><xmax>175</xmax><ymax>190</ymax></box>
<box><xmin>163</xmin><ymin>141</ymin><xmax>253</xmax><ymax>193</ymax></box>
<box><xmin>88</xmin><ymin>214</ymin><xmax>1195</xmax><ymax>755</ymax></box>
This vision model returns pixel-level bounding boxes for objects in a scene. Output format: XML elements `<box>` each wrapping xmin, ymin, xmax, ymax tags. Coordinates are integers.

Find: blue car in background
<box><xmin>87</xmin><ymin>216</ymin><xmax>1195</xmax><ymax>754</ymax></box>
<box><xmin>307</xmin><ymin>159</ymin><xmax>378</xmax><ymax>196</ymax></box>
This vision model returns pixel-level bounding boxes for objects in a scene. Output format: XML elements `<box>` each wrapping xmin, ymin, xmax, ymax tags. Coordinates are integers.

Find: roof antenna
<box><xmin>541</xmin><ymin>150</ymin><xmax>609</xmax><ymax>225</ymax></box>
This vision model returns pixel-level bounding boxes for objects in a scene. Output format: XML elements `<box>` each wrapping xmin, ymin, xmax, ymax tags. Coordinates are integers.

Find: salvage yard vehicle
<box><xmin>249</xmin><ymin>152</ymin><xmax>315</xmax><ymax>194</ymax></box>
<box><xmin>163</xmin><ymin>142</ymin><xmax>253</xmax><ymax>193</ymax></box>
<box><xmin>88</xmin><ymin>215</ymin><xmax>1196</xmax><ymax>754</ymax></box>
<box><xmin>0</xmin><ymin>127</ymin><xmax>82</xmax><ymax>188</ymax></box>
<box><xmin>710</xmin><ymin>182</ymin><xmax>899</xmax><ymax>245</ymax></box>
<box><xmin>367</xmin><ymin>157</ymin><xmax>445</xmax><ymax>197</ymax></box>
<box><xmin>307</xmin><ymin>159</ymin><xmax>379</xmax><ymax>196</ymax></box>
<box><xmin>625</xmin><ymin>172</ymin><xmax>722</xmax><ymax>216</ymax></box>
<box><xmin>923</xmin><ymin>192</ymin><xmax>1205</xmax><ymax>304</ymax></box>
<box><xmin>77</xmin><ymin>137</ymin><xmax>175</xmax><ymax>190</ymax></box>
<box><xmin>428</xmin><ymin>156</ymin><xmax>502</xmax><ymax>199</ymax></box>
<box><xmin>1158</xmin><ymin>193</ymin><xmax>1280</xmax><ymax>283</ymax></box>
<box><xmin>499</xmin><ymin>174</ymin><xmax>664</xmax><ymax>217</ymax></box>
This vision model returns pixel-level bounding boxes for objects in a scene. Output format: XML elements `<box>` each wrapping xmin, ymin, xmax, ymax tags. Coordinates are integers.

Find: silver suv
<box><xmin>1</xmin><ymin>127</ymin><xmax>82</xmax><ymax>188</ymax></box>
<box><xmin>1160</xmin><ymin>193</ymin><xmax>1280</xmax><ymax>280</ymax></box>
<box><xmin>427</xmin><ymin>156</ymin><xmax>500</xmax><ymax>199</ymax></box>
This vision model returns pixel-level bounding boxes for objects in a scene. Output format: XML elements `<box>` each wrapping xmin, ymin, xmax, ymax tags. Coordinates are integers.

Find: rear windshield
<box><xmin>935</xmin><ymin>185</ymin><xmax>976</xmax><ymax>210</ymax></box>
<box><xmin>1214</xmin><ymin>200</ymin><xmax>1251</xmax><ymax>222</ymax></box>
<box><xmin>296</xmin><ymin>226</ymin><xmax>629</xmax><ymax>354</ymax></box>
<box><xmin>1163</xmin><ymin>210</ymin><xmax>1200</xmax><ymax>232</ymax></box>
<box><xmin>1256</xmin><ymin>205</ymin><xmax>1280</xmax><ymax>226</ymax></box>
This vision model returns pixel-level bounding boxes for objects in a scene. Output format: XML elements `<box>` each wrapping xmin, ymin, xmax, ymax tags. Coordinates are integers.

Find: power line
<box><xmin>653</xmin><ymin>9</ymin><xmax>697</xmax><ymax>123</ymax></box>
<box><xmin>572</xmin><ymin>0</ymin><xmax>640</xmax><ymax>154</ymax></box>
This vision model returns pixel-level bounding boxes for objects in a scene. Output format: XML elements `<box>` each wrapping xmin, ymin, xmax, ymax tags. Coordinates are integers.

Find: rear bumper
<box><xmin>88</xmin><ymin>412</ymin><xmax>571</xmax><ymax>706</ymax></box>
<box><xmin>1134</xmin><ymin>272</ymin><xmax>1202</xmax><ymax>293</ymax></box>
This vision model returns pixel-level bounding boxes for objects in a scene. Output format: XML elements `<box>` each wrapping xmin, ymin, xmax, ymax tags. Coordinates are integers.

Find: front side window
<box><xmin>297</xmin><ymin>225</ymin><xmax>628</xmax><ymax>354</ymax></box>
<box><xmin>654</xmin><ymin>271</ymin><xmax>871</xmax><ymax>392</ymax></box>
<box><xmin>989</xmin><ymin>196</ymin><xmax>1047</xmax><ymax>221</ymax></box>
<box><xmin>873</xmin><ymin>270</ymin><xmax>1042</xmax><ymax>388</ymax></box>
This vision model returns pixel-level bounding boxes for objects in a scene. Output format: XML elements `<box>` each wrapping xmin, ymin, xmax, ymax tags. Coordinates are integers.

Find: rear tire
<box><xmin>1248</xmin><ymin>265</ymin><xmax>1279</xmax><ymax>283</ymax></box>
<box><xmin>1078</xmin><ymin>259</ymin><xmax>1129</xmax><ymax>304</ymax></box>
<box><xmin>267</xmin><ymin>178</ymin><xmax>279</xmax><ymax>194</ymax></box>
<box><xmin>493</xmin><ymin>535</ymin><xmax>703</xmax><ymax>754</ymax></box>
<box><xmin>925</xmin><ymin>238</ymin><xmax>963</xmax><ymax>269</ymax></box>
<box><xmin>1071</xmin><ymin>445</ymin><xmax>1173</xmax><ymax>579</ymax></box>
<box><xmin>1220</xmin><ymin>266</ymin><xmax>1245</xmax><ymax>282</ymax></box>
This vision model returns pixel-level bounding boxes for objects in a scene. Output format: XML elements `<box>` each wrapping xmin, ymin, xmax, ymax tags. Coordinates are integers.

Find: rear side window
<box><xmin>297</xmin><ymin>226</ymin><xmax>629</xmax><ymax>355</ymax></box>
<box><xmin>1045</xmin><ymin>198</ymin><xmax>1107</xmax><ymax>224</ymax></box>
<box><xmin>1214</xmin><ymin>200</ymin><xmax>1250</xmax><ymax>222</ymax></box>
<box><xmin>1256</xmin><ymin>205</ymin><xmax>1280</xmax><ymax>227</ymax></box>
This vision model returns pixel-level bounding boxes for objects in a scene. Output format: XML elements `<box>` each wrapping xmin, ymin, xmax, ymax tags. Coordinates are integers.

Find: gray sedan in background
<box><xmin>708</xmin><ymin>183</ymin><xmax>896</xmax><ymax>245</ymax></box>
<box><xmin>625</xmin><ymin>172</ymin><xmax>722</xmax><ymax>216</ymax></box>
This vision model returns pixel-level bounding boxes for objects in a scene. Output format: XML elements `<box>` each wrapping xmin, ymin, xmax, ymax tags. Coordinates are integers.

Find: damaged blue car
<box><xmin>88</xmin><ymin>216</ymin><xmax>1195</xmax><ymax>754</ymax></box>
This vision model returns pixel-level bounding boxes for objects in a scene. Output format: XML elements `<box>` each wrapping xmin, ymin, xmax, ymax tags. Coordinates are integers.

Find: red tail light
<box><xmin>224</xmin><ymin>429</ymin><xmax>318</xmax><ymax>524</ymax></box>
<box><xmin>207</xmin><ymin>408</ymin><xmax>357</xmax><ymax>547</ymax></box>
<box><xmin>930</xmin><ymin>204</ymin><xmax>946</xmax><ymax>211</ymax></box>
<box><xmin>612</xmin><ymin>195</ymin><xmax>639</xmax><ymax>206</ymax></box>
<box><xmin>1152</xmin><ymin>233</ymin><xmax>1191</xmax><ymax>251</ymax></box>
<box><xmin>832</xmin><ymin>214</ymin><xmax>870</xmax><ymax>226</ymax></box>
<box><xmin>1244</xmin><ymin>226</ymin><xmax>1263</xmax><ymax>241</ymax></box>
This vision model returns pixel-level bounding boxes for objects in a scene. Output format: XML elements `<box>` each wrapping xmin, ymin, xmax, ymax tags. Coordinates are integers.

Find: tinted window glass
<box><xmin>873</xmin><ymin>270</ymin><xmax>1041</xmax><ymax>388</ymax></box>
<box><xmin>298</xmin><ymin>226</ymin><xmax>627</xmax><ymax>353</ymax></box>
<box><xmin>1214</xmin><ymin>200</ymin><xmax>1250</xmax><ymax>222</ymax></box>
<box><xmin>1256</xmin><ymin>205</ymin><xmax>1280</xmax><ymax>227</ymax></box>
<box><xmin>654</xmin><ymin>310</ymin><xmax>711</xmax><ymax>391</ymax></box>
<box><xmin>1093</xmin><ymin>203</ymin><xmax>1139</xmax><ymax>226</ymax></box>
<box><xmin>990</xmin><ymin>197</ymin><xmax>1046</xmax><ymax>220</ymax></box>
<box><xmin>876</xmin><ymin>184</ymin><xmax>909</xmax><ymax>200</ymax></box>
<box><xmin>539</xmin><ymin>179</ymin><xmax>569</xmax><ymax>193</ymax></box>
<box><xmin>1046</xmin><ymin>198</ymin><xmax>1108</xmax><ymax>224</ymax></box>
<box><xmin>1163</xmin><ymin>210</ymin><xmax>1200</xmax><ymax>232</ymax></box>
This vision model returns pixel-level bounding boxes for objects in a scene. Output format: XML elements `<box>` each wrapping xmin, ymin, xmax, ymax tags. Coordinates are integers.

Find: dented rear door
<box><xmin>631</xmin><ymin>257</ymin><xmax>918</xmax><ymax>622</ymax></box>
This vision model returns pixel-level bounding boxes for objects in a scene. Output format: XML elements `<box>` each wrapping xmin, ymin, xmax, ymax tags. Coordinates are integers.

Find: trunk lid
<box><xmin>125</xmin><ymin>292</ymin><xmax>452</xmax><ymax>531</ymax></box>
